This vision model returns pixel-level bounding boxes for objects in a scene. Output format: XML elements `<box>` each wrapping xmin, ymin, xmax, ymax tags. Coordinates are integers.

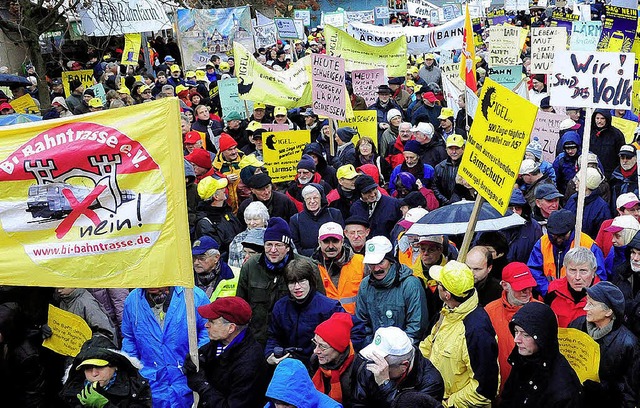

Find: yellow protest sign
<box><xmin>121</xmin><ymin>33</ymin><xmax>142</xmax><ymax>66</ymax></box>
<box><xmin>558</xmin><ymin>327</ymin><xmax>600</xmax><ymax>383</ymax></box>
<box><xmin>324</xmin><ymin>25</ymin><xmax>408</xmax><ymax>77</ymax></box>
<box><xmin>43</xmin><ymin>304</ymin><xmax>92</xmax><ymax>357</ymax></box>
<box><xmin>10</xmin><ymin>94</ymin><xmax>39</xmax><ymax>114</ymax></box>
<box><xmin>263</xmin><ymin>130</ymin><xmax>311</xmax><ymax>183</ymax></box>
<box><xmin>338</xmin><ymin>110</ymin><xmax>378</xmax><ymax>147</ymax></box>
<box><xmin>0</xmin><ymin>98</ymin><xmax>194</xmax><ymax>288</ymax></box>
<box><xmin>62</xmin><ymin>70</ymin><xmax>95</xmax><ymax>97</ymax></box>
<box><xmin>612</xmin><ymin>116</ymin><xmax>637</xmax><ymax>143</ymax></box>
<box><xmin>234</xmin><ymin>42</ymin><xmax>312</xmax><ymax>108</ymax></box>
<box><xmin>459</xmin><ymin>77</ymin><xmax>539</xmax><ymax>214</ymax></box>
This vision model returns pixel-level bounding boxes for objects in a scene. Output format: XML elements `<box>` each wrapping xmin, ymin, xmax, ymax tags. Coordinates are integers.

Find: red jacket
<box><xmin>595</xmin><ymin>218</ymin><xmax>614</xmax><ymax>258</ymax></box>
<box><xmin>547</xmin><ymin>275</ymin><xmax>601</xmax><ymax>328</ymax></box>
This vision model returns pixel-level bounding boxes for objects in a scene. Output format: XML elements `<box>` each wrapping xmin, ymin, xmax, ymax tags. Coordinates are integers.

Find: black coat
<box><xmin>184</xmin><ymin>329</ymin><xmax>269</xmax><ymax>408</ymax></box>
<box><xmin>351</xmin><ymin>351</ymin><xmax>444</xmax><ymax>408</ymax></box>
<box><xmin>432</xmin><ymin>157</ymin><xmax>460</xmax><ymax>206</ymax></box>
<box><xmin>569</xmin><ymin>316</ymin><xmax>639</xmax><ymax>407</ymax></box>
<box><xmin>194</xmin><ymin>202</ymin><xmax>243</xmax><ymax>259</ymax></box>
<box><xmin>590</xmin><ymin>109</ymin><xmax>626</xmax><ymax>178</ymax></box>
<box><xmin>611</xmin><ymin>261</ymin><xmax>640</xmax><ymax>338</ymax></box>
<box><xmin>418</xmin><ymin>136</ymin><xmax>447</xmax><ymax>169</ymax></box>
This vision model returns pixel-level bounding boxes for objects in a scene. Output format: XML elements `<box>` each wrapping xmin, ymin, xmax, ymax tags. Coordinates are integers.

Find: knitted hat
<box><xmin>314</xmin><ymin>312</ymin><xmax>353</xmax><ymax>353</ymax></box>
<box><xmin>387</xmin><ymin>109</ymin><xmax>402</xmax><ymax>122</ymax></box>
<box><xmin>247</xmin><ymin>173</ymin><xmax>272</xmax><ymax>189</ymax></box>
<box><xmin>297</xmin><ymin>154</ymin><xmax>316</xmax><ymax>172</ymax></box>
<box><xmin>586</xmin><ymin>281</ymin><xmax>626</xmax><ymax>320</ymax></box>
<box><xmin>218</xmin><ymin>133</ymin><xmax>237</xmax><ymax>152</ymax></box>
<box><xmin>526</xmin><ymin>137</ymin><xmax>543</xmax><ymax>161</ymax></box>
<box><xmin>403</xmin><ymin>140</ymin><xmax>421</xmax><ymax>155</ymax></box>
<box><xmin>336</xmin><ymin>127</ymin><xmax>357</xmax><ymax>143</ymax></box>
<box><xmin>240</xmin><ymin>166</ymin><xmax>258</xmax><ymax>184</ymax></box>
<box><xmin>185</xmin><ymin>148</ymin><xmax>212</xmax><ymax>170</ymax></box>
<box><xmin>263</xmin><ymin>217</ymin><xmax>292</xmax><ymax>245</ymax></box>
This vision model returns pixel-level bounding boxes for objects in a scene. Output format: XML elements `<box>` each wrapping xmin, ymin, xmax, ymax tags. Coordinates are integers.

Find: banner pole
<box><xmin>574</xmin><ymin>107</ymin><xmax>593</xmax><ymax>246</ymax></box>
<box><xmin>329</xmin><ymin>118</ymin><xmax>337</xmax><ymax>157</ymax></box>
<box><xmin>184</xmin><ymin>287</ymin><xmax>200</xmax><ymax>406</ymax></box>
<box><xmin>457</xmin><ymin>194</ymin><xmax>485</xmax><ymax>262</ymax></box>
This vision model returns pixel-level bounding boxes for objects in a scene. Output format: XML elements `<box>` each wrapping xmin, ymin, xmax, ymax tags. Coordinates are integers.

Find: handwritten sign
<box><xmin>262</xmin><ymin>123</ymin><xmax>289</xmax><ymax>132</ymax></box>
<box><xmin>338</xmin><ymin>110</ymin><xmax>378</xmax><ymax>146</ymax></box>
<box><xmin>61</xmin><ymin>69</ymin><xmax>94</xmax><ymax>97</ymax></box>
<box><xmin>532</xmin><ymin>111</ymin><xmax>569</xmax><ymax>162</ymax></box>
<box><xmin>441</xmin><ymin>63</ymin><xmax>464</xmax><ymax>91</ymax></box>
<box><xmin>558</xmin><ymin>327</ymin><xmax>600</xmax><ymax>383</ymax></box>
<box><xmin>218</xmin><ymin>77</ymin><xmax>249</xmax><ymax>120</ymax></box>
<box><xmin>531</xmin><ymin>27</ymin><xmax>568</xmax><ymax>74</ymax></box>
<box><xmin>570</xmin><ymin>21</ymin><xmax>603</xmax><ymax>51</ymax></box>
<box><xmin>253</xmin><ymin>23</ymin><xmax>277</xmax><ymax>49</ymax></box>
<box><xmin>488</xmin><ymin>65</ymin><xmax>523</xmax><ymax>90</ymax></box>
<box><xmin>43</xmin><ymin>304</ymin><xmax>92</xmax><ymax>357</ymax></box>
<box><xmin>352</xmin><ymin>68</ymin><xmax>386</xmax><ymax>106</ymax></box>
<box><xmin>263</xmin><ymin>130</ymin><xmax>311</xmax><ymax>183</ymax></box>
<box><xmin>488</xmin><ymin>26</ymin><xmax>523</xmax><ymax>67</ymax></box>
<box><xmin>550</xmin><ymin>51</ymin><xmax>634</xmax><ymax>109</ymax></box>
<box><xmin>311</xmin><ymin>54</ymin><xmax>346</xmax><ymax>120</ymax></box>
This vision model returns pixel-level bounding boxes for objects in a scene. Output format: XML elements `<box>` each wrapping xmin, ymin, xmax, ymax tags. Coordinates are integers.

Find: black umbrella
<box><xmin>0</xmin><ymin>74</ymin><xmax>32</xmax><ymax>87</ymax></box>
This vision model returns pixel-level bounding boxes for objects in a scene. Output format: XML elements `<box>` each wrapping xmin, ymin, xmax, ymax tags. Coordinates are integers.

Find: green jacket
<box><xmin>236</xmin><ymin>252</ymin><xmax>325</xmax><ymax>345</ymax></box>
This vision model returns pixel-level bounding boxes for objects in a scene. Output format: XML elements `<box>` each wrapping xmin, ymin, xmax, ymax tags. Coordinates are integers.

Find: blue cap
<box><xmin>535</xmin><ymin>184</ymin><xmax>563</xmax><ymax>200</ymax></box>
<box><xmin>509</xmin><ymin>188</ymin><xmax>527</xmax><ymax>206</ymax></box>
<box><xmin>164</xmin><ymin>55</ymin><xmax>175</xmax><ymax>62</ymax></box>
<box><xmin>192</xmin><ymin>236</ymin><xmax>219</xmax><ymax>255</ymax></box>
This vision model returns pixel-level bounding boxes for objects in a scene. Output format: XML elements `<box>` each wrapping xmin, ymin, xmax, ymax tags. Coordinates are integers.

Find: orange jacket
<box><xmin>540</xmin><ymin>233</ymin><xmax>596</xmax><ymax>280</ymax></box>
<box><xmin>318</xmin><ymin>254</ymin><xmax>365</xmax><ymax>314</ymax></box>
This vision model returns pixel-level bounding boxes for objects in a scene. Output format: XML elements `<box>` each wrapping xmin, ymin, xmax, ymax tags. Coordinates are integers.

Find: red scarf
<box><xmin>622</xmin><ymin>164</ymin><xmax>637</xmax><ymax>179</ymax></box>
<box><xmin>312</xmin><ymin>345</ymin><xmax>355</xmax><ymax>403</ymax></box>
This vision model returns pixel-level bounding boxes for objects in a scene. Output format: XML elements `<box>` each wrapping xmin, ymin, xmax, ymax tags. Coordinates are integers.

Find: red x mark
<box><xmin>55</xmin><ymin>184</ymin><xmax>108</xmax><ymax>239</ymax></box>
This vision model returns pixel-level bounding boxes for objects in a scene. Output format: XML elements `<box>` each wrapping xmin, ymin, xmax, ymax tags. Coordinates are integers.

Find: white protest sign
<box><xmin>375</xmin><ymin>6</ymin><xmax>390</xmax><ymax>19</ymax></box>
<box><xmin>570</xmin><ymin>21</ymin><xmax>602</xmax><ymax>51</ymax></box>
<box><xmin>274</xmin><ymin>18</ymin><xmax>299</xmax><ymax>39</ymax></box>
<box><xmin>253</xmin><ymin>23</ymin><xmax>277</xmax><ymax>49</ymax></box>
<box><xmin>294</xmin><ymin>9</ymin><xmax>311</xmax><ymax>26</ymax></box>
<box><xmin>77</xmin><ymin>0</ymin><xmax>171</xmax><ymax>36</ymax></box>
<box><xmin>531</xmin><ymin>27</ymin><xmax>568</xmax><ymax>74</ymax></box>
<box><xmin>346</xmin><ymin>10</ymin><xmax>375</xmax><ymax>23</ymax></box>
<box><xmin>550</xmin><ymin>51</ymin><xmax>634</xmax><ymax>109</ymax></box>
<box><xmin>322</xmin><ymin>11</ymin><xmax>346</xmax><ymax>28</ymax></box>
<box><xmin>294</xmin><ymin>19</ymin><xmax>305</xmax><ymax>41</ymax></box>
<box><xmin>531</xmin><ymin>111</ymin><xmax>569</xmax><ymax>162</ymax></box>
<box><xmin>311</xmin><ymin>54</ymin><xmax>346</xmax><ymax>119</ymax></box>
<box><xmin>352</xmin><ymin>68</ymin><xmax>386</xmax><ymax>106</ymax></box>
<box><xmin>488</xmin><ymin>26</ymin><xmax>523</xmax><ymax>67</ymax></box>
<box><xmin>408</xmin><ymin>0</ymin><xmax>435</xmax><ymax>19</ymax></box>
<box><xmin>442</xmin><ymin>3</ymin><xmax>461</xmax><ymax>21</ymax></box>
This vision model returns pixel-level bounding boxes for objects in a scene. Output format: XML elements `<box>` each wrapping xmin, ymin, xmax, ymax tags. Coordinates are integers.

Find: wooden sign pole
<box><xmin>457</xmin><ymin>194</ymin><xmax>485</xmax><ymax>262</ymax></box>
<box><xmin>574</xmin><ymin>107</ymin><xmax>593</xmax><ymax>245</ymax></box>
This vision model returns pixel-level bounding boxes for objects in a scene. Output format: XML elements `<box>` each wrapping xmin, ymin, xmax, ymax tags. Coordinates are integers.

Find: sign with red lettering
<box><xmin>311</xmin><ymin>54</ymin><xmax>346</xmax><ymax>120</ymax></box>
<box><xmin>550</xmin><ymin>51</ymin><xmax>634</xmax><ymax>109</ymax></box>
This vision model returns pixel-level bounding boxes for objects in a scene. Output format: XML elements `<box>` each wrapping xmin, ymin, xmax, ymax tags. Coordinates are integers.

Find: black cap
<box><xmin>546</xmin><ymin>209</ymin><xmax>575</xmax><ymax>235</ymax></box>
<box><xmin>345</xmin><ymin>215</ymin><xmax>370</xmax><ymax>228</ymax></box>
<box><xmin>376</xmin><ymin>85</ymin><xmax>392</xmax><ymax>94</ymax></box>
<box><xmin>355</xmin><ymin>175</ymin><xmax>378</xmax><ymax>194</ymax></box>
<box><xmin>247</xmin><ymin>173</ymin><xmax>272</xmax><ymax>189</ymax></box>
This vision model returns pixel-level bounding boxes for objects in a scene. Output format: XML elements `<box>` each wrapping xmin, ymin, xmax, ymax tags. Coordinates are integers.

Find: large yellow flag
<box><xmin>0</xmin><ymin>98</ymin><xmax>194</xmax><ymax>288</ymax></box>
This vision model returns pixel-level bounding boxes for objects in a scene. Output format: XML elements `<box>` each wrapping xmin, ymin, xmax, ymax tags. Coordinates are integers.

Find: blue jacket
<box><xmin>527</xmin><ymin>232</ymin><xmax>607</xmax><ymax>295</ymax></box>
<box><xmin>539</xmin><ymin>160</ymin><xmax>557</xmax><ymax>184</ymax></box>
<box><xmin>388</xmin><ymin>163</ymin><xmax>435</xmax><ymax>195</ymax></box>
<box><xmin>564</xmin><ymin>192</ymin><xmax>611</xmax><ymax>239</ymax></box>
<box><xmin>610</xmin><ymin>109</ymin><xmax>639</xmax><ymax>122</ymax></box>
<box><xmin>265</xmin><ymin>290</ymin><xmax>343</xmax><ymax>367</ymax></box>
<box><xmin>504</xmin><ymin>218</ymin><xmax>543</xmax><ymax>264</ymax></box>
<box><xmin>350</xmin><ymin>195</ymin><xmax>403</xmax><ymax>240</ymax></box>
<box><xmin>552</xmin><ymin>131</ymin><xmax>581</xmax><ymax>193</ymax></box>
<box><xmin>610</xmin><ymin>166</ymin><xmax>639</xmax><ymax>215</ymax></box>
<box><xmin>121</xmin><ymin>287</ymin><xmax>210</xmax><ymax>408</ymax></box>
<box><xmin>265</xmin><ymin>358</ymin><xmax>342</xmax><ymax>407</ymax></box>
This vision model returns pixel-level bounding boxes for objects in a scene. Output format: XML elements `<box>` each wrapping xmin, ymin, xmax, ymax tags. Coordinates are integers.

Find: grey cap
<box><xmin>242</xmin><ymin>227</ymin><xmax>265</xmax><ymax>249</ymax></box>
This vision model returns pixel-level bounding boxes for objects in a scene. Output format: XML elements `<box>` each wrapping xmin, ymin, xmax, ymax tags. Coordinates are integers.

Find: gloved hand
<box><xmin>40</xmin><ymin>324</ymin><xmax>53</xmax><ymax>340</ymax></box>
<box><xmin>77</xmin><ymin>383</ymin><xmax>109</xmax><ymax>408</ymax></box>
<box><xmin>183</xmin><ymin>354</ymin><xmax>198</xmax><ymax>375</ymax></box>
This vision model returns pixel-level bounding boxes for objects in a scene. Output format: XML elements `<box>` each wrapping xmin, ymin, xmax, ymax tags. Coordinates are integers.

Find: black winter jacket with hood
<box><xmin>590</xmin><ymin>109</ymin><xmax>626</xmax><ymax>178</ymax></box>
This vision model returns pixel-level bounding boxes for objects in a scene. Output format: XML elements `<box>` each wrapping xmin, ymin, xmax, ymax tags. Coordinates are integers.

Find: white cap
<box><xmin>363</xmin><ymin>236</ymin><xmax>393</xmax><ymax>264</ymax></box>
<box><xmin>399</xmin><ymin>207</ymin><xmax>429</xmax><ymax>229</ymax></box>
<box><xmin>584</xmin><ymin>167</ymin><xmax>603</xmax><ymax>191</ymax></box>
<box><xmin>410</xmin><ymin>122</ymin><xmax>435</xmax><ymax>136</ymax></box>
<box><xmin>559</xmin><ymin>118</ymin><xmax>578</xmax><ymax>131</ymax></box>
<box><xmin>318</xmin><ymin>222</ymin><xmax>344</xmax><ymax>241</ymax></box>
<box><xmin>360</xmin><ymin>327</ymin><xmax>413</xmax><ymax>359</ymax></box>
<box><xmin>519</xmin><ymin>159</ymin><xmax>539</xmax><ymax>175</ymax></box>
<box><xmin>617</xmin><ymin>192</ymin><xmax>640</xmax><ymax>209</ymax></box>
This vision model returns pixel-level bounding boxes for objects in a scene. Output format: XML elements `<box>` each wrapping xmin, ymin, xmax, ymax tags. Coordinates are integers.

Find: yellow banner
<box><xmin>324</xmin><ymin>25</ymin><xmax>408</xmax><ymax>77</ymax></box>
<box><xmin>234</xmin><ymin>42</ymin><xmax>312</xmax><ymax>108</ymax></box>
<box><xmin>43</xmin><ymin>304</ymin><xmax>92</xmax><ymax>357</ymax></box>
<box><xmin>121</xmin><ymin>33</ymin><xmax>142</xmax><ymax>66</ymax></box>
<box><xmin>338</xmin><ymin>110</ymin><xmax>378</xmax><ymax>147</ymax></box>
<box><xmin>612</xmin><ymin>116</ymin><xmax>637</xmax><ymax>143</ymax></box>
<box><xmin>263</xmin><ymin>130</ymin><xmax>312</xmax><ymax>183</ymax></box>
<box><xmin>558</xmin><ymin>327</ymin><xmax>600</xmax><ymax>383</ymax></box>
<box><xmin>0</xmin><ymin>98</ymin><xmax>193</xmax><ymax>288</ymax></box>
<box><xmin>459</xmin><ymin>77</ymin><xmax>539</xmax><ymax>214</ymax></box>
<box><xmin>10</xmin><ymin>94</ymin><xmax>39</xmax><ymax>114</ymax></box>
<box><xmin>62</xmin><ymin>69</ymin><xmax>95</xmax><ymax>97</ymax></box>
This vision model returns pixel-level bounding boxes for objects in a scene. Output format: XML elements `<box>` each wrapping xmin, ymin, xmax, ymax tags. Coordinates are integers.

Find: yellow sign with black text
<box><xmin>43</xmin><ymin>304</ymin><xmax>92</xmax><ymax>357</ymax></box>
<box><xmin>558</xmin><ymin>327</ymin><xmax>600</xmax><ymax>383</ymax></box>
<box><xmin>338</xmin><ymin>110</ymin><xmax>378</xmax><ymax>147</ymax></box>
<box><xmin>61</xmin><ymin>69</ymin><xmax>95</xmax><ymax>97</ymax></box>
<box><xmin>263</xmin><ymin>130</ymin><xmax>312</xmax><ymax>183</ymax></box>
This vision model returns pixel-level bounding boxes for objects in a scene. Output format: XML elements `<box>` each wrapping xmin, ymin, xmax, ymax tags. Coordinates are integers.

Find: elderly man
<box><xmin>236</xmin><ymin>217</ymin><xmax>324</xmax><ymax>345</ymax></box>
<box><xmin>385</xmin><ymin>122</ymin><xmax>414</xmax><ymax>170</ymax></box>
<box><xmin>413</xmin><ymin>122</ymin><xmax>446</xmax><ymax>168</ymax></box>
<box><xmin>467</xmin><ymin>246</ymin><xmax>502</xmax><ymax>306</ymax></box>
<box><xmin>532</xmin><ymin>184</ymin><xmax>563</xmax><ymax>226</ymax></box>
<box><xmin>432</xmin><ymin>134</ymin><xmax>465</xmax><ymax>206</ymax></box>
<box><xmin>191</xmin><ymin>236</ymin><xmax>238</xmax><ymax>301</ymax></box>
<box><xmin>546</xmin><ymin>247</ymin><xmax>601</xmax><ymax>327</ymax></box>
<box><xmin>311</xmin><ymin>222</ymin><xmax>365</xmax><ymax>314</ymax></box>
<box><xmin>183</xmin><ymin>297</ymin><xmax>268</xmax><ymax>407</ymax></box>
<box><xmin>353</xmin><ymin>326</ymin><xmax>444</xmax><ymax>408</ymax></box>
<box><xmin>344</xmin><ymin>216</ymin><xmax>370</xmax><ymax>255</ymax></box>
<box><xmin>420</xmin><ymin>261</ymin><xmax>499</xmax><ymax>407</ymax></box>
<box><xmin>501</xmin><ymin>302</ymin><xmax>583</xmax><ymax>406</ymax></box>
<box><xmin>237</xmin><ymin>173</ymin><xmax>298</xmax><ymax>226</ymax></box>
<box><xmin>350</xmin><ymin>175</ymin><xmax>402</xmax><ymax>240</ymax></box>
<box><xmin>327</xmin><ymin>164</ymin><xmax>360</xmax><ymax>220</ymax></box>
<box><xmin>356</xmin><ymin>236</ymin><xmax>428</xmax><ymax>344</ymax></box>
<box><xmin>485</xmin><ymin>262</ymin><xmax>538</xmax><ymax>393</ymax></box>
<box><xmin>520</xmin><ymin>159</ymin><xmax>557</xmax><ymax>210</ymax></box>
<box><xmin>610</xmin><ymin>144</ymin><xmax>640</xmax><ymax>212</ymax></box>
<box><xmin>528</xmin><ymin>209</ymin><xmax>606</xmax><ymax>295</ymax></box>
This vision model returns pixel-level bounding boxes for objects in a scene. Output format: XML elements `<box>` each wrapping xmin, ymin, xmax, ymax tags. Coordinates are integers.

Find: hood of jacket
<box><xmin>509</xmin><ymin>302</ymin><xmax>559</xmax><ymax>358</ymax></box>
<box><xmin>266</xmin><ymin>358</ymin><xmax>321</xmax><ymax>407</ymax></box>
<box><xmin>592</xmin><ymin>108</ymin><xmax>612</xmax><ymax>130</ymax></box>
<box><xmin>303</xmin><ymin>142</ymin><xmax>328</xmax><ymax>168</ymax></box>
<box><xmin>357</xmin><ymin>163</ymin><xmax>381</xmax><ymax>184</ymax></box>
<box><xmin>558</xmin><ymin>131</ymin><xmax>581</xmax><ymax>150</ymax></box>
<box><xmin>369</xmin><ymin>262</ymin><xmax>413</xmax><ymax>289</ymax></box>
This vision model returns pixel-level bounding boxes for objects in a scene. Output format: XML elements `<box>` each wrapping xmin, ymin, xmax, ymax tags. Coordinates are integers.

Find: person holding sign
<box><xmin>501</xmin><ymin>302</ymin><xmax>584</xmax><ymax>407</ymax></box>
<box><xmin>569</xmin><ymin>282</ymin><xmax>639</xmax><ymax>407</ymax></box>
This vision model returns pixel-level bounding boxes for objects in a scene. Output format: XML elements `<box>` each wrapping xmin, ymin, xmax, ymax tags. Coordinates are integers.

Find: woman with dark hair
<box><xmin>355</xmin><ymin>136</ymin><xmax>379</xmax><ymax>167</ymax></box>
<box><xmin>265</xmin><ymin>258</ymin><xmax>344</xmax><ymax>368</ymax></box>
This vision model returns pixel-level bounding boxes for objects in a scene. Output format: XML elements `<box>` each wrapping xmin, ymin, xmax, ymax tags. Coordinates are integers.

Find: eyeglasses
<box><xmin>265</xmin><ymin>242</ymin><xmax>287</xmax><ymax>251</ymax></box>
<box><xmin>312</xmin><ymin>338</ymin><xmax>331</xmax><ymax>351</ymax></box>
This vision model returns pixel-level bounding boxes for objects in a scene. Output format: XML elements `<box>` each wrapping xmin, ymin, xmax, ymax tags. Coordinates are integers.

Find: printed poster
<box><xmin>597</xmin><ymin>5</ymin><xmax>637</xmax><ymax>52</ymax></box>
<box><xmin>263</xmin><ymin>130</ymin><xmax>311</xmax><ymax>183</ymax></box>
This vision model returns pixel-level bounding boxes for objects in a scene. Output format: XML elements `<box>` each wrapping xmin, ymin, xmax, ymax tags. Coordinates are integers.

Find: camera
<box><xmin>273</xmin><ymin>346</ymin><xmax>303</xmax><ymax>358</ymax></box>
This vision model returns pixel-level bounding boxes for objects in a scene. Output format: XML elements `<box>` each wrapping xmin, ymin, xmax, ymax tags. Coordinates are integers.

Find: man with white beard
<box><xmin>611</xmin><ymin>230</ymin><xmax>640</xmax><ymax>338</ymax></box>
<box><xmin>610</xmin><ymin>144</ymin><xmax>639</xmax><ymax>214</ymax></box>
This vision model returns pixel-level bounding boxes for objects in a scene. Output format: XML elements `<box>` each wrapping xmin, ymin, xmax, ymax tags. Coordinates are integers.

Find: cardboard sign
<box><xmin>558</xmin><ymin>327</ymin><xmax>601</xmax><ymax>383</ymax></box>
<box><xmin>570</xmin><ymin>21</ymin><xmax>603</xmax><ymax>51</ymax></box>
<box><xmin>531</xmin><ymin>27</ymin><xmax>568</xmax><ymax>74</ymax></box>
<box><xmin>597</xmin><ymin>5</ymin><xmax>637</xmax><ymax>52</ymax></box>
<box><xmin>488</xmin><ymin>65</ymin><xmax>523</xmax><ymax>90</ymax></box>
<box><xmin>338</xmin><ymin>110</ymin><xmax>378</xmax><ymax>147</ymax></box>
<box><xmin>352</xmin><ymin>68</ymin><xmax>386</xmax><ymax>106</ymax></box>
<box><xmin>274</xmin><ymin>18</ymin><xmax>299</xmax><ymax>39</ymax></box>
<box><xmin>218</xmin><ymin>78</ymin><xmax>249</xmax><ymax>120</ymax></box>
<box><xmin>488</xmin><ymin>26</ymin><xmax>524</xmax><ymax>67</ymax></box>
<box><xmin>311</xmin><ymin>54</ymin><xmax>346</xmax><ymax>120</ymax></box>
<box><xmin>10</xmin><ymin>94</ymin><xmax>39</xmax><ymax>114</ymax></box>
<box><xmin>61</xmin><ymin>69</ymin><xmax>94</xmax><ymax>97</ymax></box>
<box><xmin>531</xmin><ymin>111</ymin><xmax>569</xmax><ymax>162</ymax></box>
<box><xmin>459</xmin><ymin>78</ymin><xmax>539</xmax><ymax>214</ymax></box>
<box><xmin>42</xmin><ymin>304</ymin><xmax>92</xmax><ymax>357</ymax></box>
<box><xmin>293</xmin><ymin>9</ymin><xmax>311</xmax><ymax>26</ymax></box>
<box><xmin>263</xmin><ymin>130</ymin><xmax>312</xmax><ymax>183</ymax></box>
<box><xmin>550</xmin><ymin>51</ymin><xmax>634</xmax><ymax>109</ymax></box>
<box><xmin>612</xmin><ymin>116</ymin><xmax>637</xmax><ymax>143</ymax></box>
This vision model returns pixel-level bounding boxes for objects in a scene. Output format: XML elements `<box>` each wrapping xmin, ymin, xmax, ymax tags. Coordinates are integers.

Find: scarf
<box><xmin>264</xmin><ymin>253</ymin><xmax>290</xmax><ymax>272</ymax></box>
<box><xmin>586</xmin><ymin>319</ymin><xmax>614</xmax><ymax>340</ymax></box>
<box><xmin>621</xmin><ymin>164</ymin><xmax>637</xmax><ymax>179</ymax></box>
<box><xmin>312</xmin><ymin>345</ymin><xmax>354</xmax><ymax>403</ymax></box>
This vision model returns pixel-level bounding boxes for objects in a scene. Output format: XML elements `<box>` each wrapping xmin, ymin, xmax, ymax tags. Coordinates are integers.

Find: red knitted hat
<box><xmin>218</xmin><ymin>133</ymin><xmax>237</xmax><ymax>152</ymax></box>
<box><xmin>185</xmin><ymin>148</ymin><xmax>212</xmax><ymax>170</ymax></box>
<box><xmin>314</xmin><ymin>312</ymin><xmax>353</xmax><ymax>352</ymax></box>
